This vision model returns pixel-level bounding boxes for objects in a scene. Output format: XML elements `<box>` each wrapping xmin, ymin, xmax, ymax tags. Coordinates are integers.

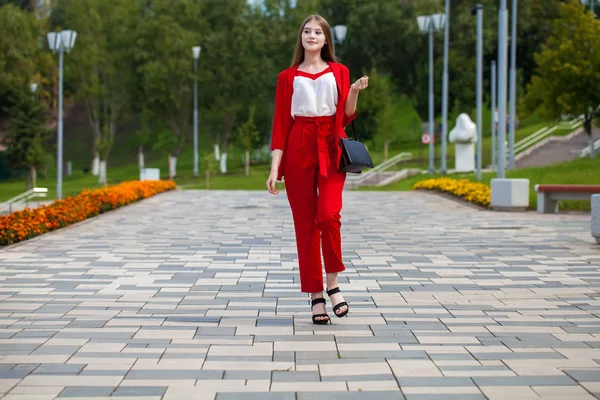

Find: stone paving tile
<box><xmin>0</xmin><ymin>190</ymin><xmax>599</xmax><ymax>399</ymax></box>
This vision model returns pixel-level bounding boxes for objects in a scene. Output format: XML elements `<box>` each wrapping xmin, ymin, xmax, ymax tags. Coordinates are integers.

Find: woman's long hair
<box><xmin>291</xmin><ymin>15</ymin><xmax>338</xmax><ymax>67</ymax></box>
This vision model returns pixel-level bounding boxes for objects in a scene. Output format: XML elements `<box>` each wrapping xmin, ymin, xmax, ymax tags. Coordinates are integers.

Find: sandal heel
<box><xmin>310</xmin><ymin>297</ymin><xmax>330</xmax><ymax>325</ymax></box>
<box><xmin>326</xmin><ymin>287</ymin><xmax>349</xmax><ymax>318</ymax></box>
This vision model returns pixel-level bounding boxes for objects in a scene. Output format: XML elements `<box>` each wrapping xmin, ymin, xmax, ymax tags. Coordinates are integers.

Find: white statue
<box><xmin>449</xmin><ymin>113</ymin><xmax>477</xmax><ymax>172</ymax></box>
<box><xmin>449</xmin><ymin>113</ymin><xmax>477</xmax><ymax>143</ymax></box>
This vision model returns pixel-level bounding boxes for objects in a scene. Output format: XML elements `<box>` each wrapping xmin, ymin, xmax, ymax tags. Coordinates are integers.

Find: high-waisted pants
<box><xmin>283</xmin><ymin>115</ymin><xmax>346</xmax><ymax>293</ymax></box>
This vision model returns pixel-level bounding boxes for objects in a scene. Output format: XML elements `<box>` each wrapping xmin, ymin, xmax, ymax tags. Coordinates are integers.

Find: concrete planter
<box><xmin>491</xmin><ymin>178</ymin><xmax>530</xmax><ymax>211</ymax></box>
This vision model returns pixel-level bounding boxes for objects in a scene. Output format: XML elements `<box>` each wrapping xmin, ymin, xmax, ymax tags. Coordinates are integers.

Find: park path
<box><xmin>0</xmin><ymin>189</ymin><xmax>599</xmax><ymax>399</ymax></box>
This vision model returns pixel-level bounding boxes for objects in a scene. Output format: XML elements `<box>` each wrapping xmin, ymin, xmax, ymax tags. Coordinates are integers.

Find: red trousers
<box><xmin>284</xmin><ymin>115</ymin><xmax>346</xmax><ymax>293</ymax></box>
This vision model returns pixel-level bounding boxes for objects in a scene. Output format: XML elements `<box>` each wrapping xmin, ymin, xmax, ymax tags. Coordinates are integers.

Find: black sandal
<box><xmin>310</xmin><ymin>297</ymin><xmax>330</xmax><ymax>325</ymax></box>
<box><xmin>327</xmin><ymin>287</ymin><xmax>349</xmax><ymax>318</ymax></box>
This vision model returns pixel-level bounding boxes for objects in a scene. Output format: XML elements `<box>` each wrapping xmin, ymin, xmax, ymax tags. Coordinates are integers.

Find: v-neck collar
<box><xmin>296</xmin><ymin>66</ymin><xmax>332</xmax><ymax>80</ymax></box>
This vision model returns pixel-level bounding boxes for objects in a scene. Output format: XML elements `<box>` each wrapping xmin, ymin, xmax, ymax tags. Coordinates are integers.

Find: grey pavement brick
<box><xmin>564</xmin><ymin>369</ymin><xmax>600</xmax><ymax>382</ymax></box>
<box><xmin>218</xmin><ymin>394</ymin><xmax>295</xmax><ymax>400</ymax></box>
<box><xmin>299</xmin><ymin>393</ymin><xmax>405</xmax><ymax>399</ymax></box>
<box><xmin>33</xmin><ymin>364</ymin><xmax>85</xmax><ymax>375</ymax></box>
<box><xmin>272</xmin><ymin>371</ymin><xmax>321</xmax><ymax>382</ymax></box>
<box><xmin>195</xmin><ymin>327</ymin><xmax>236</xmax><ymax>336</ymax></box>
<box><xmin>404</xmin><ymin>395</ymin><xmax>485</xmax><ymax>400</ymax></box>
<box><xmin>223</xmin><ymin>370</ymin><xmax>271</xmax><ymax>380</ymax></box>
<box><xmin>112</xmin><ymin>386</ymin><xmax>167</xmax><ymax>397</ymax></box>
<box><xmin>58</xmin><ymin>386</ymin><xmax>115</xmax><ymax>397</ymax></box>
<box><xmin>472</xmin><ymin>376</ymin><xmax>578</xmax><ymax>386</ymax></box>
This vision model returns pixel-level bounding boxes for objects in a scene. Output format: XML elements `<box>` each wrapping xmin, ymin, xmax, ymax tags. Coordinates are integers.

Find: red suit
<box><xmin>271</xmin><ymin>62</ymin><xmax>356</xmax><ymax>293</ymax></box>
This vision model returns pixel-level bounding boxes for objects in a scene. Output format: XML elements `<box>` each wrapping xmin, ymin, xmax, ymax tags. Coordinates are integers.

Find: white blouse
<box><xmin>291</xmin><ymin>68</ymin><xmax>338</xmax><ymax>117</ymax></box>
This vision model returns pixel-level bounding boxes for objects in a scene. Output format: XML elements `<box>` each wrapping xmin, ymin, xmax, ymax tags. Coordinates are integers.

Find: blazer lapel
<box><xmin>329</xmin><ymin>62</ymin><xmax>343</xmax><ymax>98</ymax></box>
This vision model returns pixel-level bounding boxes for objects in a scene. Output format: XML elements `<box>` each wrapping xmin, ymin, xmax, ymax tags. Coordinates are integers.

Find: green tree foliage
<box><xmin>351</xmin><ymin>68</ymin><xmax>394</xmax><ymax>143</ymax></box>
<box><xmin>59</xmin><ymin>0</ymin><xmax>139</xmax><ymax>173</ymax></box>
<box><xmin>2</xmin><ymin>88</ymin><xmax>52</xmax><ymax>189</ymax></box>
<box><xmin>201</xmin><ymin>0</ymin><xmax>274</xmax><ymax>174</ymax></box>
<box><xmin>236</xmin><ymin>105</ymin><xmax>260</xmax><ymax>177</ymax></box>
<box><xmin>0</xmin><ymin>5</ymin><xmax>39</xmax><ymax>114</ymax></box>
<box><xmin>522</xmin><ymin>0</ymin><xmax>600</xmax><ymax>158</ymax></box>
<box><xmin>0</xmin><ymin>0</ymin><xmax>33</xmax><ymax>11</ymax></box>
<box><xmin>134</xmin><ymin>0</ymin><xmax>207</xmax><ymax>178</ymax></box>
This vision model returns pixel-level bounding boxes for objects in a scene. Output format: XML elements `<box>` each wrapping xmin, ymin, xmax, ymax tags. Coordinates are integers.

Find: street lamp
<box><xmin>508</xmin><ymin>0</ymin><xmax>518</xmax><ymax>169</ymax></box>
<box><xmin>491</xmin><ymin>60</ymin><xmax>497</xmax><ymax>172</ymax></box>
<box><xmin>192</xmin><ymin>45</ymin><xmax>201</xmax><ymax>177</ymax></box>
<box><xmin>333</xmin><ymin>25</ymin><xmax>347</xmax><ymax>45</ymax></box>
<box><xmin>440</xmin><ymin>0</ymin><xmax>450</xmax><ymax>175</ymax></box>
<box><xmin>417</xmin><ymin>13</ymin><xmax>445</xmax><ymax>174</ymax></box>
<box><xmin>472</xmin><ymin>4</ymin><xmax>483</xmax><ymax>180</ymax></box>
<box><xmin>497</xmin><ymin>0</ymin><xmax>508</xmax><ymax>179</ymax></box>
<box><xmin>47</xmin><ymin>30</ymin><xmax>77</xmax><ymax>200</ymax></box>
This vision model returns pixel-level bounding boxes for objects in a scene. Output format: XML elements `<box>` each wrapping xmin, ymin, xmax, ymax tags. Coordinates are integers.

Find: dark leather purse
<box><xmin>339</xmin><ymin>121</ymin><xmax>374</xmax><ymax>174</ymax></box>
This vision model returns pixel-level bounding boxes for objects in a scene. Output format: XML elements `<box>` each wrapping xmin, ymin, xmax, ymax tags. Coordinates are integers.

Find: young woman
<box><xmin>266</xmin><ymin>14</ymin><xmax>368</xmax><ymax>325</ymax></box>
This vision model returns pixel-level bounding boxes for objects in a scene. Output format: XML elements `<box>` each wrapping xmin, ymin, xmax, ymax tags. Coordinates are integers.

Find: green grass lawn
<box><xmin>363</xmin><ymin>155</ymin><xmax>600</xmax><ymax>211</ymax></box>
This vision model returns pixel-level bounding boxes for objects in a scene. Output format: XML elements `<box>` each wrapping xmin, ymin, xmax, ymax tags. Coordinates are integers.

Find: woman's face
<box><xmin>302</xmin><ymin>20</ymin><xmax>326</xmax><ymax>52</ymax></box>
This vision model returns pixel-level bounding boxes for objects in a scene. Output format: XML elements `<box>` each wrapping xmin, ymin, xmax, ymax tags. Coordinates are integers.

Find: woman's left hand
<box><xmin>351</xmin><ymin>76</ymin><xmax>369</xmax><ymax>92</ymax></box>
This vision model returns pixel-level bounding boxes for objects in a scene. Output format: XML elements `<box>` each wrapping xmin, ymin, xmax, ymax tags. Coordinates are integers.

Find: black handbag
<box><xmin>339</xmin><ymin>121</ymin><xmax>374</xmax><ymax>174</ymax></box>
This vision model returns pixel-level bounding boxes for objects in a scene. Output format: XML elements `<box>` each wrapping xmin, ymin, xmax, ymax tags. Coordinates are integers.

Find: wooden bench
<box><xmin>535</xmin><ymin>184</ymin><xmax>600</xmax><ymax>213</ymax></box>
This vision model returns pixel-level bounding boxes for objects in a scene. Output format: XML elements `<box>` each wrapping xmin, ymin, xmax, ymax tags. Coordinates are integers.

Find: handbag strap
<box><xmin>350</xmin><ymin>121</ymin><xmax>359</xmax><ymax>141</ymax></box>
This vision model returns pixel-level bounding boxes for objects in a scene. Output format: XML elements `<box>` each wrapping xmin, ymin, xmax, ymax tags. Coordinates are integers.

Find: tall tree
<box><xmin>2</xmin><ymin>87</ymin><xmax>52</xmax><ymax>190</ymax></box>
<box><xmin>201</xmin><ymin>0</ymin><xmax>274</xmax><ymax>174</ymax></box>
<box><xmin>522</xmin><ymin>0</ymin><xmax>600</xmax><ymax>158</ymax></box>
<box><xmin>59</xmin><ymin>0</ymin><xmax>138</xmax><ymax>181</ymax></box>
<box><xmin>0</xmin><ymin>4</ymin><xmax>38</xmax><ymax>115</ymax></box>
<box><xmin>135</xmin><ymin>0</ymin><xmax>207</xmax><ymax>179</ymax></box>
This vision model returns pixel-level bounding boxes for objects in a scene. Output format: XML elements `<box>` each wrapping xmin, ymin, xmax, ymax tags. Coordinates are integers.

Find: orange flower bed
<box><xmin>0</xmin><ymin>180</ymin><xmax>176</xmax><ymax>245</ymax></box>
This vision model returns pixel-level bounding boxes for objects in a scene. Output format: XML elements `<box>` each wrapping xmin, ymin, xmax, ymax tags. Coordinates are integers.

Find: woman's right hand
<box><xmin>266</xmin><ymin>171</ymin><xmax>279</xmax><ymax>195</ymax></box>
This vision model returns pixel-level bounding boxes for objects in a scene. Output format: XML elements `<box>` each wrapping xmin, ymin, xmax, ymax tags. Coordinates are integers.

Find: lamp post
<box><xmin>417</xmin><ymin>13</ymin><xmax>445</xmax><ymax>174</ymax></box>
<box><xmin>30</xmin><ymin>82</ymin><xmax>39</xmax><ymax>187</ymax></box>
<box><xmin>47</xmin><ymin>30</ymin><xmax>76</xmax><ymax>200</ymax></box>
<box><xmin>496</xmin><ymin>0</ymin><xmax>508</xmax><ymax>179</ymax></box>
<box><xmin>472</xmin><ymin>4</ymin><xmax>483</xmax><ymax>180</ymax></box>
<box><xmin>508</xmin><ymin>0</ymin><xmax>518</xmax><ymax>169</ymax></box>
<box><xmin>440</xmin><ymin>0</ymin><xmax>450</xmax><ymax>174</ymax></box>
<box><xmin>490</xmin><ymin>0</ymin><xmax>530</xmax><ymax>211</ymax></box>
<box><xmin>491</xmin><ymin>60</ymin><xmax>497</xmax><ymax>172</ymax></box>
<box><xmin>192</xmin><ymin>45</ymin><xmax>201</xmax><ymax>177</ymax></box>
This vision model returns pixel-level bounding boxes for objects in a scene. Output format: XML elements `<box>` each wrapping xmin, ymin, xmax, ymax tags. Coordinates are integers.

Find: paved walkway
<box><xmin>0</xmin><ymin>190</ymin><xmax>599</xmax><ymax>400</ymax></box>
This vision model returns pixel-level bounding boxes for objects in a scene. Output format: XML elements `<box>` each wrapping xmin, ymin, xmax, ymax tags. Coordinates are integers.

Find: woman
<box><xmin>266</xmin><ymin>14</ymin><xmax>368</xmax><ymax>325</ymax></box>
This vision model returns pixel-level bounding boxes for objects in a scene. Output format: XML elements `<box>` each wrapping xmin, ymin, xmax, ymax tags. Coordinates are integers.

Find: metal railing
<box><xmin>514</xmin><ymin>115</ymin><xmax>584</xmax><ymax>156</ymax></box>
<box><xmin>578</xmin><ymin>138</ymin><xmax>600</xmax><ymax>158</ymax></box>
<box><xmin>0</xmin><ymin>187</ymin><xmax>48</xmax><ymax>214</ymax></box>
<box><xmin>346</xmin><ymin>152</ymin><xmax>412</xmax><ymax>185</ymax></box>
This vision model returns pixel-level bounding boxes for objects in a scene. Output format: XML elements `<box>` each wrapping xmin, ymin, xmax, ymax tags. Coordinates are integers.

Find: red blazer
<box><xmin>270</xmin><ymin>61</ymin><xmax>357</xmax><ymax>181</ymax></box>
